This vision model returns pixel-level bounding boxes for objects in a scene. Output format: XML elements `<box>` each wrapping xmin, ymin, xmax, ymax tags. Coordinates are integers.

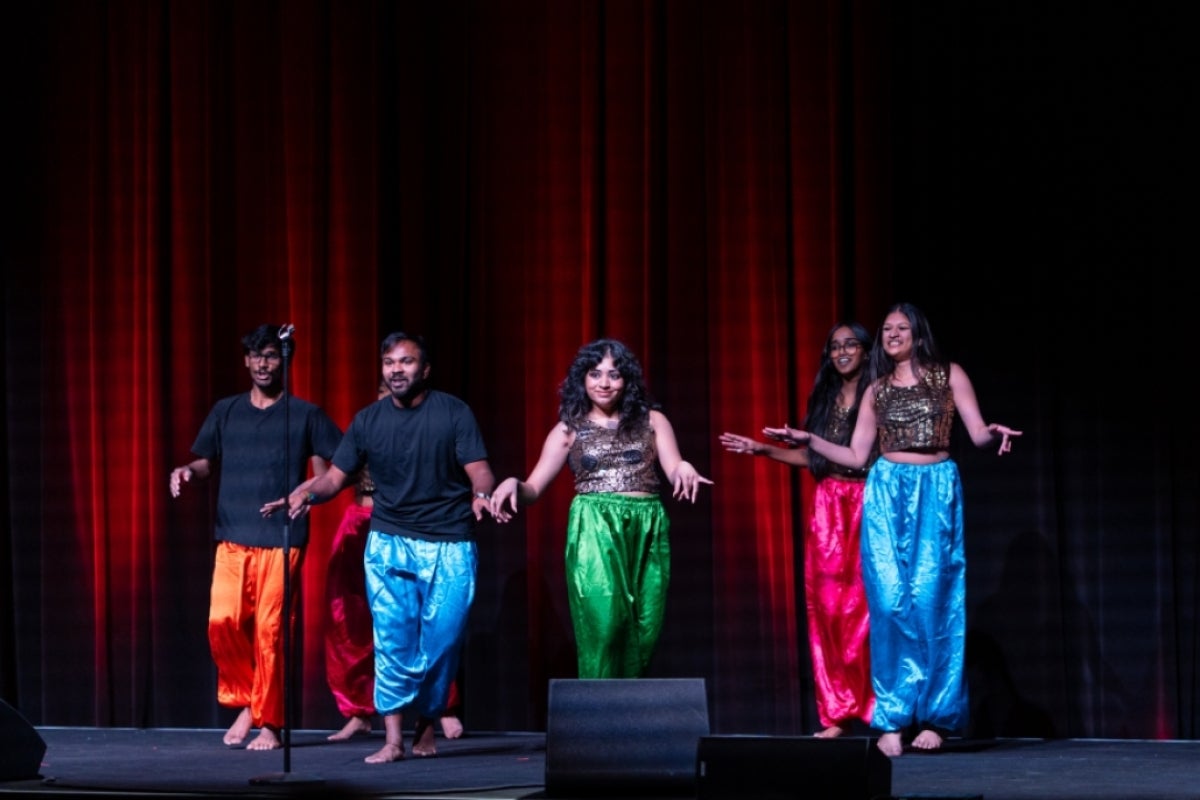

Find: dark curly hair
<box><xmin>558</xmin><ymin>338</ymin><xmax>657</xmax><ymax>436</ymax></box>
<box><xmin>802</xmin><ymin>321</ymin><xmax>873</xmax><ymax>480</ymax></box>
<box><xmin>241</xmin><ymin>324</ymin><xmax>288</xmax><ymax>356</ymax></box>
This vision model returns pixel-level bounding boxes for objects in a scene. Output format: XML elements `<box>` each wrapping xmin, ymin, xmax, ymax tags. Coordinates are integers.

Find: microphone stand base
<box><xmin>248</xmin><ymin>772</ymin><xmax>325</xmax><ymax>788</ymax></box>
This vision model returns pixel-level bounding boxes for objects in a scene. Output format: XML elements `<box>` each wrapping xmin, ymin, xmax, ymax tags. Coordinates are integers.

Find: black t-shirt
<box><xmin>334</xmin><ymin>390</ymin><xmax>487</xmax><ymax>542</ymax></box>
<box><xmin>191</xmin><ymin>393</ymin><xmax>342</xmax><ymax>547</ymax></box>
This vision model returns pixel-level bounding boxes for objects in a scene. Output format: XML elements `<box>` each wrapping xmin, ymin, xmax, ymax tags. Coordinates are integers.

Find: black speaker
<box><xmin>696</xmin><ymin>735</ymin><xmax>892</xmax><ymax>800</ymax></box>
<box><xmin>0</xmin><ymin>700</ymin><xmax>46</xmax><ymax>781</ymax></box>
<box><xmin>545</xmin><ymin>678</ymin><xmax>710</xmax><ymax>797</ymax></box>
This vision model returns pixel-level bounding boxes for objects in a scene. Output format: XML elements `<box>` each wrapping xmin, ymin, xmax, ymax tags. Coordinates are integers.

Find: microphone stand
<box><xmin>250</xmin><ymin>325</ymin><xmax>323</xmax><ymax>788</ymax></box>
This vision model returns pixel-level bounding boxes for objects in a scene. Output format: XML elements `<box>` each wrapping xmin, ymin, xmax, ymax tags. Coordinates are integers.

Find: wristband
<box><xmin>474</xmin><ymin>492</ymin><xmax>491</xmax><ymax>500</ymax></box>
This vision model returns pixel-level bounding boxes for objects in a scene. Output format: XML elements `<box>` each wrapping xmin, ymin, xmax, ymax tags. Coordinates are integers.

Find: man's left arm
<box><xmin>463</xmin><ymin>459</ymin><xmax>497</xmax><ymax>520</ymax></box>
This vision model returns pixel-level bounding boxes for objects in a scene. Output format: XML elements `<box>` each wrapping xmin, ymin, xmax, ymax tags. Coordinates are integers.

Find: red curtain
<box><xmin>7</xmin><ymin>0</ymin><xmax>1196</xmax><ymax>739</ymax></box>
<box><xmin>18</xmin><ymin>0</ymin><xmax>881</xmax><ymax>732</ymax></box>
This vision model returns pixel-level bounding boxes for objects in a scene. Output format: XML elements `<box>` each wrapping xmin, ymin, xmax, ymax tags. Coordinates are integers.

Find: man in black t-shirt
<box><xmin>280</xmin><ymin>331</ymin><xmax>498</xmax><ymax>764</ymax></box>
<box><xmin>170</xmin><ymin>323</ymin><xmax>342</xmax><ymax>750</ymax></box>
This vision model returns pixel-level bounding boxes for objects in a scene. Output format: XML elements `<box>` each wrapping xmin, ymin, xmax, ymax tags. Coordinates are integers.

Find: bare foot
<box><xmin>439</xmin><ymin>715</ymin><xmax>464</xmax><ymax>739</ymax></box>
<box><xmin>246</xmin><ymin>726</ymin><xmax>282</xmax><ymax>751</ymax></box>
<box><xmin>814</xmin><ymin>724</ymin><xmax>845</xmax><ymax>739</ymax></box>
<box><xmin>223</xmin><ymin>708</ymin><xmax>253</xmax><ymax>746</ymax></box>
<box><xmin>912</xmin><ymin>729</ymin><xmax>944</xmax><ymax>751</ymax></box>
<box><xmin>876</xmin><ymin>731</ymin><xmax>904</xmax><ymax>757</ymax></box>
<box><xmin>328</xmin><ymin>715</ymin><xmax>372</xmax><ymax>741</ymax></box>
<box><xmin>364</xmin><ymin>741</ymin><xmax>404</xmax><ymax>764</ymax></box>
<box><xmin>412</xmin><ymin>717</ymin><xmax>438</xmax><ymax>757</ymax></box>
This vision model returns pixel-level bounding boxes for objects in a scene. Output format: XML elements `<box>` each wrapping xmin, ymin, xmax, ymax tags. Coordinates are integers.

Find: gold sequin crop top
<box><xmin>568</xmin><ymin>418</ymin><xmax>661</xmax><ymax>495</ymax></box>
<box><xmin>826</xmin><ymin>404</ymin><xmax>869</xmax><ymax>479</ymax></box>
<box><xmin>874</xmin><ymin>364</ymin><xmax>955</xmax><ymax>453</ymax></box>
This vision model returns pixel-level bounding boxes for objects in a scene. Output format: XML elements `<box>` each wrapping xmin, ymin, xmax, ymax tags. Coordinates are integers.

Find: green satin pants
<box><xmin>565</xmin><ymin>493</ymin><xmax>671</xmax><ymax>678</ymax></box>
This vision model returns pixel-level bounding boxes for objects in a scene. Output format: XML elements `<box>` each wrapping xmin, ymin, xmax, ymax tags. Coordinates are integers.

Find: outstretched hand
<box><xmin>990</xmin><ymin>424</ymin><xmax>1023</xmax><ymax>455</ymax></box>
<box><xmin>671</xmin><ymin>461</ymin><xmax>713</xmax><ymax>503</ymax></box>
<box><xmin>488</xmin><ymin>477</ymin><xmax>521</xmax><ymax>523</ymax></box>
<box><xmin>169</xmin><ymin>466</ymin><xmax>193</xmax><ymax>498</ymax></box>
<box><xmin>285</xmin><ymin>491</ymin><xmax>317</xmax><ymax>519</ymax></box>
<box><xmin>471</xmin><ymin>495</ymin><xmax>496</xmax><ymax>522</ymax></box>
<box><xmin>260</xmin><ymin>498</ymin><xmax>288</xmax><ymax>518</ymax></box>
<box><xmin>718</xmin><ymin>432</ymin><xmax>764</xmax><ymax>456</ymax></box>
<box><xmin>761</xmin><ymin>425</ymin><xmax>810</xmax><ymax>446</ymax></box>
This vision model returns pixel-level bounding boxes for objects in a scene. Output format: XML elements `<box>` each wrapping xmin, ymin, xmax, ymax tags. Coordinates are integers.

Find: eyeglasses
<box><xmin>248</xmin><ymin>351</ymin><xmax>282</xmax><ymax>362</ymax></box>
<box><xmin>828</xmin><ymin>340</ymin><xmax>862</xmax><ymax>355</ymax></box>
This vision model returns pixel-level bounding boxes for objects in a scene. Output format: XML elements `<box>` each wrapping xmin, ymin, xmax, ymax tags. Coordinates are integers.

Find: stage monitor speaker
<box><xmin>696</xmin><ymin>735</ymin><xmax>891</xmax><ymax>800</ymax></box>
<box><xmin>545</xmin><ymin>678</ymin><xmax>709</xmax><ymax>797</ymax></box>
<box><xmin>0</xmin><ymin>699</ymin><xmax>47</xmax><ymax>781</ymax></box>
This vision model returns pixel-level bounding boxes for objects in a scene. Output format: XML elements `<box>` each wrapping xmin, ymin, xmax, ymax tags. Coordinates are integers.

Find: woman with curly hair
<box><xmin>490</xmin><ymin>338</ymin><xmax>712</xmax><ymax>678</ymax></box>
<box><xmin>720</xmin><ymin>320</ymin><xmax>877</xmax><ymax>739</ymax></box>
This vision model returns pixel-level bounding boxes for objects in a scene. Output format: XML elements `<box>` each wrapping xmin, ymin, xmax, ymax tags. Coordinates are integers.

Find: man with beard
<box><xmin>170</xmin><ymin>323</ymin><xmax>342</xmax><ymax>750</ymax></box>
<box><xmin>280</xmin><ymin>331</ymin><xmax>498</xmax><ymax>764</ymax></box>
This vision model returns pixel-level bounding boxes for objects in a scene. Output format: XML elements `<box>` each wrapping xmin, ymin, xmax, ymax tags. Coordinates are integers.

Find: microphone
<box><xmin>278</xmin><ymin>323</ymin><xmax>295</xmax><ymax>340</ymax></box>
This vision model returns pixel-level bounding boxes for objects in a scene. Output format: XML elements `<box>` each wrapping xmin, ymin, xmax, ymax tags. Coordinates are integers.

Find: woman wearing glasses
<box><xmin>720</xmin><ymin>320</ymin><xmax>877</xmax><ymax>739</ymax></box>
<box><xmin>770</xmin><ymin>302</ymin><xmax>1022</xmax><ymax>757</ymax></box>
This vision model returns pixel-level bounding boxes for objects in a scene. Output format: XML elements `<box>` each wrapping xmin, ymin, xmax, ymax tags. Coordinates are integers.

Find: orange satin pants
<box><xmin>208</xmin><ymin>541</ymin><xmax>303</xmax><ymax>729</ymax></box>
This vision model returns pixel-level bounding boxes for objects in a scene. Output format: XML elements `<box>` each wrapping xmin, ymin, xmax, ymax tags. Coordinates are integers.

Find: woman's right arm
<box><xmin>490</xmin><ymin>423</ymin><xmax>573</xmax><ymax>521</ymax></box>
<box><xmin>772</xmin><ymin>382</ymin><xmax>879</xmax><ymax>469</ymax></box>
<box><xmin>719</xmin><ymin>432</ymin><xmax>809</xmax><ymax>468</ymax></box>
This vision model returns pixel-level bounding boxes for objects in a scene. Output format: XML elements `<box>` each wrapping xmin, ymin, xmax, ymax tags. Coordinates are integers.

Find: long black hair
<box><xmin>868</xmin><ymin>301</ymin><xmax>945</xmax><ymax>381</ymax></box>
<box><xmin>802</xmin><ymin>321</ymin><xmax>873</xmax><ymax>480</ymax></box>
<box><xmin>558</xmin><ymin>338</ymin><xmax>657</xmax><ymax>436</ymax></box>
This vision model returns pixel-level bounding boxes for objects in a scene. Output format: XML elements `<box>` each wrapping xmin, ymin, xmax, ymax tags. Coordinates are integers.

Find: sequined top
<box><xmin>874</xmin><ymin>364</ymin><xmax>955</xmax><ymax>453</ymax></box>
<box><xmin>568</xmin><ymin>418</ymin><xmax>661</xmax><ymax>495</ymax></box>
<box><xmin>825</xmin><ymin>404</ymin><xmax>869</xmax><ymax>479</ymax></box>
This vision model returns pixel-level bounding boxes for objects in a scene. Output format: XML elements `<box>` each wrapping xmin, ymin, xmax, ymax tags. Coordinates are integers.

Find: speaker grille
<box><xmin>545</xmin><ymin>678</ymin><xmax>710</xmax><ymax>797</ymax></box>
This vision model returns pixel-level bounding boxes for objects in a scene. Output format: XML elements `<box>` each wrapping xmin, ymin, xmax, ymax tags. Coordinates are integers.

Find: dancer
<box><xmin>719</xmin><ymin>320</ymin><xmax>876</xmax><ymax>738</ymax></box>
<box><xmin>169</xmin><ymin>323</ymin><xmax>342</xmax><ymax>750</ymax></box>
<box><xmin>772</xmin><ymin>302</ymin><xmax>1021</xmax><ymax>756</ymax></box>
<box><xmin>323</xmin><ymin>382</ymin><xmax>466</xmax><ymax>744</ymax></box>
<box><xmin>281</xmin><ymin>332</ymin><xmax>497</xmax><ymax>763</ymax></box>
<box><xmin>490</xmin><ymin>338</ymin><xmax>712</xmax><ymax>678</ymax></box>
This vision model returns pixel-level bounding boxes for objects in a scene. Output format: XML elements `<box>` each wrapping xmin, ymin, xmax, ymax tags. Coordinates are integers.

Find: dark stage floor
<box><xmin>1</xmin><ymin>727</ymin><xmax>1198</xmax><ymax>800</ymax></box>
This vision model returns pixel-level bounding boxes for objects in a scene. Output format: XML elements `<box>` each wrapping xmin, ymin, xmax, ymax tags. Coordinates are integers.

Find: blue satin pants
<box><xmin>862</xmin><ymin>458</ymin><xmax>967</xmax><ymax>734</ymax></box>
<box><xmin>364</xmin><ymin>531</ymin><xmax>477</xmax><ymax>717</ymax></box>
